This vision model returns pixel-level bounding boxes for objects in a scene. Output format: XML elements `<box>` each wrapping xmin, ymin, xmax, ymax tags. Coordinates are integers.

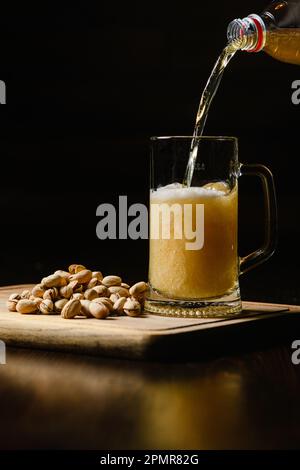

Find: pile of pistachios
<box><xmin>6</xmin><ymin>264</ymin><xmax>148</xmax><ymax>320</ymax></box>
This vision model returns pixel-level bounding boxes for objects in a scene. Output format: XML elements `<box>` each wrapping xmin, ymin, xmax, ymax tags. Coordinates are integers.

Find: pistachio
<box><xmin>68</xmin><ymin>264</ymin><xmax>86</xmax><ymax>274</ymax></box>
<box><xmin>68</xmin><ymin>264</ymin><xmax>77</xmax><ymax>274</ymax></box>
<box><xmin>6</xmin><ymin>299</ymin><xmax>18</xmax><ymax>312</ymax></box>
<box><xmin>39</xmin><ymin>299</ymin><xmax>54</xmax><ymax>315</ymax></box>
<box><xmin>31</xmin><ymin>284</ymin><xmax>45</xmax><ymax>298</ymax></box>
<box><xmin>110</xmin><ymin>293</ymin><xmax>121</xmax><ymax>304</ymax></box>
<box><xmin>33</xmin><ymin>297</ymin><xmax>43</xmax><ymax>308</ymax></box>
<box><xmin>108</xmin><ymin>286</ymin><xmax>129</xmax><ymax>297</ymax></box>
<box><xmin>87</xmin><ymin>277</ymin><xmax>99</xmax><ymax>289</ymax></box>
<box><xmin>72</xmin><ymin>293</ymin><xmax>85</xmax><ymax>300</ymax></box>
<box><xmin>84</xmin><ymin>288</ymin><xmax>98</xmax><ymax>301</ymax></box>
<box><xmin>42</xmin><ymin>274</ymin><xmax>67</xmax><ymax>288</ymax></box>
<box><xmin>123</xmin><ymin>298</ymin><xmax>142</xmax><ymax>317</ymax></box>
<box><xmin>129</xmin><ymin>282</ymin><xmax>148</xmax><ymax>296</ymax></box>
<box><xmin>102</xmin><ymin>275</ymin><xmax>122</xmax><ymax>287</ymax></box>
<box><xmin>61</xmin><ymin>299</ymin><xmax>82</xmax><ymax>319</ymax></box>
<box><xmin>89</xmin><ymin>301</ymin><xmax>110</xmax><ymax>319</ymax></box>
<box><xmin>92</xmin><ymin>271</ymin><xmax>103</xmax><ymax>281</ymax></box>
<box><xmin>92</xmin><ymin>297</ymin><xmax>113</xmax><ymax>311</ymax></box>
<box><xmin>59</xmin><ymin>284</ymin><xmax>73</xmax><ymax>299</ymax></box>
<box><xmin>129</xmin><ymin>283</ymin><xmax>148</xmax><ymax>307</ymax></box>
<box><xmin>75</xmin><ymin>264</ymin><xmax>86</xmax><ymax>273</ymax></box>
<box><xmin>102</xmin><ymin>298</ymin><xmax>114</xmax><ymax>311</ymax></box>
<box><xmin>121</xmin><ymin>283</ymin><xmax>130</xmax><ymax>289</ymax></box>
<box><xmin>80</xmin><ymin>299</ymin><xmax>93</xmax><ymax>318</ymax></box>
<box><xmin>16</xmin><ymin>299</ymin><xmax>38</xmax><ymax>314</ymax></box>
<box><xmin>59</xmin><ymin>277</ymin><xmax>68</xmax><ymax>287</ymax></box>
<box><xmin>9</xmin><ymin>293</ymin><xmax>21</xmax><ymax>302</ymax></box>
<box><xmin>21</xmin><ymin>289</ymin><xmax>31</xmax><ymax>299</ymax></box>
<box><xmin>54</xmin><ymin>298</ymin><xmax>68</xmax><ymax>313</ymax></box>
<box><xmin>93</xmin><ymin>285</ymin><xmax>110</xmax><ymax>297</ymax></box>
<box><xmin>54</xmin><ymin>270</ymin><xmax>71</xmax><ymax>280</ymax></box>
<box><xmin>69</xmin><ymin>269</ymin><xmax>92</xmax><ymax>285</ymax></box>
<box><xmin>68</xmin><ymin>280</ymin><xmax>79</xmax><ymax>291</ymax></box>
<box><xmin>43</xmin><ymin>287</ymin><xmax>59</xmax><ymax>301</ymax></box>
<box><xmin>113</xmin><ymin>296</ymin><xmax>127</xmax><ymax>315</ymax></box>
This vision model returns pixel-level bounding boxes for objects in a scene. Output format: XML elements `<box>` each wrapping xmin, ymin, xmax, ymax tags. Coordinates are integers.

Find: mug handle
<box><xmin>239</xmin><ymin>164</ymin><xmax>278</xmax><ymax>275</ymax></box>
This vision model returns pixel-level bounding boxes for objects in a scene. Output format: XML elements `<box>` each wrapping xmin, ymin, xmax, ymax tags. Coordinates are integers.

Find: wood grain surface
<box><xmin>1</xmin><ymin>285</ymin><xmax>300</xmax><ymax>360</ymax></box>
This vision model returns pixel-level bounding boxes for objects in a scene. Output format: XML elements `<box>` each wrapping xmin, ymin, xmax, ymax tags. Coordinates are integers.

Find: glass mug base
<box><xmin>145</xmin><ymin>286</ymin><xmax>242</xmax><ymax>318</ymax></box>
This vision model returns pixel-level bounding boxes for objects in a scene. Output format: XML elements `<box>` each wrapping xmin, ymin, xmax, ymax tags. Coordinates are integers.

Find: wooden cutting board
<box><xmin>0</xmin><ymin>285</ymin><xmax>299</xmax><ymax>360</ymax></box>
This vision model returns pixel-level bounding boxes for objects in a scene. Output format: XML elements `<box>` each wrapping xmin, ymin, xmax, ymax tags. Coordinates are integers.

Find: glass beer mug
<box><xmin>145</xmin><ymin>137</ymin><xmax>277</xmax><ymax>318</ymax></box>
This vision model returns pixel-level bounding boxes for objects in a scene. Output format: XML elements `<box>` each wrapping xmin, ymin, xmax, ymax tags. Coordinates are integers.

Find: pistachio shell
<box><xmin>93</xmin><ymin>285</ymin><xmax>109</xmax><ymax>297</ymax></box>
<box><xmin>72</xmin><ymin>293</ymin><xmax>85</xmax><ymax>300</ymax></box>
<box><xmin>9</xmin><ymin>293</ymin><xmax>21</xmax><ymax>301</ymax></box>
<box><xmin>84</xmin><ymin>288</ymin><xmax>98</xmax><ymax>301</ymax></box>
<box><xmin>42</xmin><ymin>274</ymin><xmax>66</xmax><ymax>288</ymax></box>
<box><xmin>92</xmin><ymin>271</ymin><xmax>103</xmax><ymax>281</ymax></box>
<box><xmin>33</xmin><ymin>297</ymin><xmax>43</xmax><ymax>308</ymax></box>
<box><xmin>89</xmin><ymin>302</ymin><xmax>110</xmax><ymax>319</ymax></box>
<box><xmin>69</xmin><ymin>269</ymin><xmax>92</xmax><ymax>285</ymax></box>
<box><xmin>16</xmin><ymin>299</ymin><xmax>38</xmax><ymax>314</ymax></box>
<box><xmin>102</xmin><ymin>275</ymin><xmax>122</xmax><ymax>287</ymax></box>
<box><xmin>54</xmin><ymin>298</ymin><xmax>68</xmax><ymax>313</ymax></box>
<box><xmin>113</xmin><ymin>296</ymin><xmax>127</xmax><ymax>315</ymax></box>
<box><xmin>129</xmin><ymin>282</ymin><xmax>148</xmax><ymax>296</ymax></box>
<box><xmin>87</xmin><ymin>277</ymin><xmax>99</xmax><ymax>289</ymax></box>
<box><xmin>54</xmin><ymin>270</ymin><xmax>71</xmax><ymax>280</ymax></box>
<box><xmin>108</xmin><ymin>286</ymin><xmax>129</xmax><ymax>297</ymax></box>
<box><xmin>43</xmin><ymin>288</ymin><xmax>59</xmax><ymax>301</ymax></box>
<box><xmin>21</xmin><ymin>290</ymin><xmax>31</xmax><ymax>299</ymax></box>
<box><xmin>80</xmin><ymin>299</ymin><xmax>93</xmax><ymax>318</ymax></box>
<box><xmin>39</xmin><ymin>299</ymin><xmax>54</xmax><ymax>315</ymax></box>
<box><xmin>121</xmin><ymin>283</ymin><xmax>130</xmax><ymax>289</ymax></box>
<box><xmin>68</xmin><ymin>264</ymin><xmax>86</xmax><ymax>274</ymax></box>
<box><xmin>31</xmin><ymin>284</ymin><xmax>45</xmax><ymax>298</ymax></box>
<box><xmin>123</xmin><ymin>298</ymin><xmax>142</xmax><ymax>317</ymax></box>
<box><xmin>61</xmin><ymin>299</ymin><xmax>82</xmax><ymax>319</ymax></box>
<box><xmin>60</xmin><ymin>284</ymin><xmax>73</xmax><ymax>299</ymax></box>
<box><xmin>6</xmin><ymin>300</ymin><xmax>18</xmax><ymax>312</ymax></box>
<box><xmin>92</xmin><ymin>297</ymin><xmax>113</xmax><ymax>311</ymax></box>
<box><xmin>110</xmin><ymin>293</ymin><xmax>120</xmax><ymax>304</ymax></box>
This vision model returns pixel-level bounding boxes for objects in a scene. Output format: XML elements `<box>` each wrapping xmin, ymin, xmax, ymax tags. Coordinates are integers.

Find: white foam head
<box><xmin>150</xmin><ymin>183</ymin><xmax>228</xmax><ymax>201</ymax></box>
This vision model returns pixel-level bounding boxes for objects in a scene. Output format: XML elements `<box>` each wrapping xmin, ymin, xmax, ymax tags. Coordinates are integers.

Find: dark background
<box><xmin>0</xmin><ymin>0</ymin><xmax>299</xmax><ymax>304</ymax></box>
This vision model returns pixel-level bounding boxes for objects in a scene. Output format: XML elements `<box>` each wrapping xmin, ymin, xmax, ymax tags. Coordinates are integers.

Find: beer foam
<box><xmin>150</xmin><ymin>183</ymin><xmax>227</xmax><ymax>201</ymax></box>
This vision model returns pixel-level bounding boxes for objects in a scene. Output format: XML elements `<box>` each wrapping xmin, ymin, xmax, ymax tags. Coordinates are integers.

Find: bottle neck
<box><xmin>227</xmin><ymin>14</ymin><xmax>267</xmax><ymax>53</ymax></box>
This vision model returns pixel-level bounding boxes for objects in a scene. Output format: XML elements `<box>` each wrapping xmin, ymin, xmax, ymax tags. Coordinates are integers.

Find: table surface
<box><xmin>0</xmin><ymin>342</ymin><xmax>300</xmax><ymax>450</ymax></box>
